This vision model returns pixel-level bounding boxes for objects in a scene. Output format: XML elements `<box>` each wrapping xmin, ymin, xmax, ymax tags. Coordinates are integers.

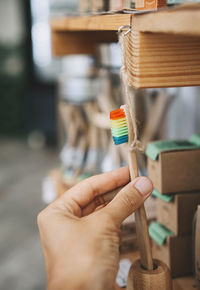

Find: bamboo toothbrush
<box><xmin>110</xmin><ymin>105</ymin><xmax>153</xmax><ymax>271</ymax></box>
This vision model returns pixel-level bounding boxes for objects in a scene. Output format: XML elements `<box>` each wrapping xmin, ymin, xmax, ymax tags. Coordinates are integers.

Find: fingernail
<box><xmin>134</xmin><ymin>177</ymin><xmax>153</xmax><ymax>197</ymax></box>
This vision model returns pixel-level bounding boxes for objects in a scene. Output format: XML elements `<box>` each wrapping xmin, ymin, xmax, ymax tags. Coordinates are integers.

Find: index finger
<box><xmin>61</xmin><ymin>166</ymin><xmax>130</xmax><ymax>211</ymax></box>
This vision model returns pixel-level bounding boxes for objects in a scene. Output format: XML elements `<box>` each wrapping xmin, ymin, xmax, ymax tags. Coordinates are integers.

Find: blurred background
<box><xmin>0</xmin><ymin>1</ymin><xmax>77</xmax><ymax>289</ymax></box>
<box><xmin>0</xmin><ymin>1</ymin><xmax>200</xmax><ymax>289</ymax></box>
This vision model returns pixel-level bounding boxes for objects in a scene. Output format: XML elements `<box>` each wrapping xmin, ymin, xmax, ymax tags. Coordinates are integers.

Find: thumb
<box><xmin>102</xmin><ymin>177</ymin><xmax>153</xmax><ymax>227</ymax></box>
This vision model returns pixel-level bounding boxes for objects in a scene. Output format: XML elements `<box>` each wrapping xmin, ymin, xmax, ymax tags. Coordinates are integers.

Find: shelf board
<box><xmin>51</xmin><ymin>4</ymin><xmax>200</xmax><ymax>36</ymax></box>
<box><xmin>133</xmin><ymin>4</ymin><xmax>200</xmax><ymax>36</ymax></box>
<box><xmin>51</xmin><ymin>13</ymin><xmax>132</xmax><ymax>32</ymax></box>
<box><xmin>51</xmin><ymin>14</ymin><xmax>132</xmax><ymax>55</ymax></box>
<box><xmin>51</xmin><ymin>4</ymin><xmax>200</xmax><ymax>57</ymax></box>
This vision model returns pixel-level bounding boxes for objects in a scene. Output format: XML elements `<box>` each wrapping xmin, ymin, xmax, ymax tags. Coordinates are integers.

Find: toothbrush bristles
<box><xmin>110</xmin><ymin>108</ymin><xmax>128</xmax><ymax>145</ymax></box>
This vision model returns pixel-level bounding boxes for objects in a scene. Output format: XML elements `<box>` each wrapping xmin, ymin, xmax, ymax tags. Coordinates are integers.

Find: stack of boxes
<box><xmin>146</xmin><ymin>134</ymin><xmax>200</xmax><ymax>278</ymax></box>
<box><xmin>135</xmin><ymin>0</ymin><xmax>166</xmax><ymax>10</ymax></box>
<box><xmin>78</xmin><ymin>0</ymin><xmax>167</xmax><ymax>14</ymax></box>
<box><xmin>109</xmin><ymin>0</ymin><xmax>135</xmax><ymax>10</ymax></box>
<box><xmin>79</xmin><ymin>0</ymin><xmax>133</xmax><ymax>14</ymax></box>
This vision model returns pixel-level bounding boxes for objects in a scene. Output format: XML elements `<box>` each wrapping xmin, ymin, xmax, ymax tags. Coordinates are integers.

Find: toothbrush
<box><xmin>110</xmin><ymin>105</ymin><xmax>154</xmax><ymax>270</ymax></box>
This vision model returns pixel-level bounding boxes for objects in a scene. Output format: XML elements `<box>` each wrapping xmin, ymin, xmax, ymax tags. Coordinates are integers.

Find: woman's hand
<box><xmin>38</xmin><ymin>167</ymin><xmax>153</xmax><ymax>290</ymax></box>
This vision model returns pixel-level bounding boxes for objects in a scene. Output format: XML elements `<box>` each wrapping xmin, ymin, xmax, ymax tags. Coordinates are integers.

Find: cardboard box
<box><xmin>79</xmin><ymin>0</ymin><xmax>91</xmax><ymax>14</ymax></box>
<box><xmin>195</xmin><ymin>205</ymin><xmax>200</xmax><ymax>284</ymax></box>
<box><xmin>91</xmin><ymin>0</ymin><xmax>109</xmax><ymax>12</ymax></box>
<box><xmin>109</xmin><ymin>0</ymin><xmax>135</xmax><ymax>10</ymax></box>
<box><xmin>173</xmin><ymin>276</ymin><xmax>199</xmax><ymax>290</ymax></box>
<box><xmin>152</xmin><ymin>235</ymin><xmax>192</xmax><ymax>277</ymax></box>
<box><xmin>135</xmin><ymin>0</ymin><xmax>166</xmax><ymax>10</ymax></box>
<box><xmin>157</xmin><ymin>192</ymin><xmax>200</xmax><ymax>235</ymax></box>
<box><xmin>146</xmin><ymin>138</ymin><xmax>200</xmax><ymax>194</ymax></box>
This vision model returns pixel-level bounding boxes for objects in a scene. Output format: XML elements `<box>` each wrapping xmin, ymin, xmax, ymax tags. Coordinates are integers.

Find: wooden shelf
<box><xmin>51</xmin><ymin>13</ymin><xmax>132</xmax><ymax>32</ymax></box>
<box><xmin>51</xmin><ymin>4</ymin><xmax>200</xmax><ymax>56</ymax></box>
<box><xmin>51</xmin><ymin>14</ymin><xmax>132</xmax><ymax>55</ymax></box>
<box><xmin>133</xmin><ymin>4</ymin><xmax>200</xmax><ymax>36</ymax></box>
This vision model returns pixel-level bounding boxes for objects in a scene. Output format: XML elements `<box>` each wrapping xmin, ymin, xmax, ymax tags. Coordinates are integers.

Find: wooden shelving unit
<box><xmin>49</xmin><ymin>6</ymin><xmax>200</xmax><ymax>288</ymax></box>
<box><xmin>51</xmin><ymin>4</ymin><xmax>200</xmax><ymax>56</ymax></box>
<box><xmin>133</xmin><ymin>4</ymin><xmax>200</xmax><ymax>36</ymax></box>
<box><xmin>51</xmin><ymin>13</ymin><xmax>132</xmax><ymax>31</ymax></box>
<box><xmin>51</xmin><ymin>14</ymin><xmax>132</xmax><ymax>55</ymax></box>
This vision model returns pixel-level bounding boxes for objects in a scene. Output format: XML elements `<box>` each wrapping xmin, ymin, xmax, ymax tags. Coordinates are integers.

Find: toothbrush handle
<box><xmin>101</xmin><ymin>150</ymin><xmax>153</xmax><ymax>270</ymax></box>
<box><xmin>129</xmin><ymin>150</ymin><xmax>154</xmax><ymax>271</ymax></box>
<box><xmin>135</xmin><ymin>205</ymin><xmax>154</xmax><ymax>270</ymax></box>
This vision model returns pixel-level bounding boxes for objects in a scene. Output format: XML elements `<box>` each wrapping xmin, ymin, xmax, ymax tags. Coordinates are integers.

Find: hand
<box><xmin>38</xmin><ymin>167</ymin><xmax>153</xmax><ymax>290</ymax></box>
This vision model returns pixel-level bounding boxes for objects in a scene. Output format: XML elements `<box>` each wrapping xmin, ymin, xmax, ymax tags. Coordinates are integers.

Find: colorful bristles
<box><xmin>110</xmin><ymin>108</ymin><xmax>128</xmax><ymax>145</ymax></box>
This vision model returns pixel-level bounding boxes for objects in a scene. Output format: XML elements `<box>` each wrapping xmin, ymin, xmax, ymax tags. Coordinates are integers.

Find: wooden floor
<box><xmin>0</xmin><ymin>139</ymin><xmax>58</xmax><ymax>290</ymax></box>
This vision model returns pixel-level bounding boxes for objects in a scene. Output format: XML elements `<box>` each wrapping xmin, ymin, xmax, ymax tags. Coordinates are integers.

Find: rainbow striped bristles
<box><xmin>110</xmin><ymin>108</ymin><xmax>128</xmax><ymax>145</ymax></box>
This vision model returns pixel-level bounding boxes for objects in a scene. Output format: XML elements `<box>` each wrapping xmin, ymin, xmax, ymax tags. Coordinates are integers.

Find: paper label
<box><xmin>149</xmin><ymin>222</ymin><xmax>174</xmax><ymax>246</ymax></box>
<box><xmin>146</xmin><ymin>139</ymin><xmax>200</xmax><ymax>161</ymax></box>
<box><xmin>190</xmin><ymin>134</ymin><xmax>200</xmax><ymax>146</ymax></box>
<box><xmin>152</xmin><ymin>189</ymin><xmax>174</xmax><ymax>203</ymax></box>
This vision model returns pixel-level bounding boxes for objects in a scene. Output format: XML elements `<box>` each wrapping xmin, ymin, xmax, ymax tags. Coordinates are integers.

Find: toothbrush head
<box><xmin>110</xmin><ymin>108</ymin><xmax>128</xmax><ymax>145</ymax></box>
